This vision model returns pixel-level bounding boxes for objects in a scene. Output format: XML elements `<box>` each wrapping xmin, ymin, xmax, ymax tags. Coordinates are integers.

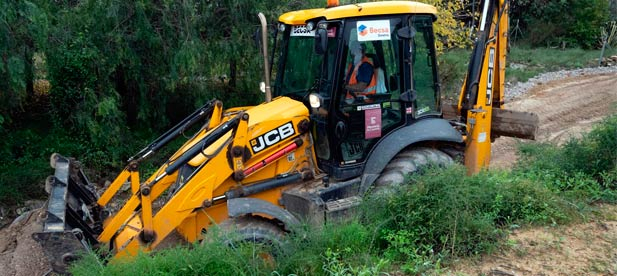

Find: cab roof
<box><xmin>278</xmin><ymin>1</ymin><xmax>437</xmax><ymax>25</ymax></box>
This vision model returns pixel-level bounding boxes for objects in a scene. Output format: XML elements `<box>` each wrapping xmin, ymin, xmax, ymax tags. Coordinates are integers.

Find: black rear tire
<box><xmin>373</xmin><ymin>147</ymin><xmax>453</xmax><ymax>192</ymax></box>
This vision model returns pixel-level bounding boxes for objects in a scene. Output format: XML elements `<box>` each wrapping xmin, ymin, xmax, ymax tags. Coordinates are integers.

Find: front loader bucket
<box><xmin>33</xmin><ymin>153</ymin><xmax>103</xmax><ymax>274</ymax></box>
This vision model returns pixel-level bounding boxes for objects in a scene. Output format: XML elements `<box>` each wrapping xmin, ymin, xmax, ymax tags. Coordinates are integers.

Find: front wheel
<box><xmin>213</xmin><ymin>215</ymin><xmax>287</xmax><ymax>267</ymax></box>
<box><xmin>217</xmin><ymin>216</ymin><xmax>285</xmax><ymax>248</ymax></box>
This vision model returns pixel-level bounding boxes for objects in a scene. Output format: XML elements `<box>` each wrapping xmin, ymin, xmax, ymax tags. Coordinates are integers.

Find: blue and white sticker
<box><xmin>357</xmin><ymin>20</ymin><xmax>391</xmax><ymax>41</ymax></box>
<box><xmin>291</xmin><ymin>25</ymin><xmax>315</xmax><ymax>37</ymax></box>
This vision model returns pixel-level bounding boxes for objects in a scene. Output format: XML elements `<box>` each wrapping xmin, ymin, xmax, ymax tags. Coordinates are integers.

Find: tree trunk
<box><xmin>229</xmin><ymin>60</ymin><xmax>237</xmax><ymax>90</ymax></box>
<box><xmin>115</xmin><ymin>67</ymin><xmax>138</xmax><ymax>126</ymax></box>
<box><xmin>25</xmin><ymin>46</ymin><xmax>34</xmax><ymax>100</ymax></box>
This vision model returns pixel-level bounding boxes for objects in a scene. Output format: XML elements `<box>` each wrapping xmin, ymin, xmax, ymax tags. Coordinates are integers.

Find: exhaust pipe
<box><xmin>258</xmin><ymin>13</ymin><xmax>272</xmax><ymax>102</ymax></box>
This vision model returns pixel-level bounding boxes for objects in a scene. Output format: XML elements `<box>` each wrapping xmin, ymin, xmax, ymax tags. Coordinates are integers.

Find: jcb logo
<box><xmin>250</xmin><ymin>122</ymin><xmax>295</xmax><ymax>153</ymax></box>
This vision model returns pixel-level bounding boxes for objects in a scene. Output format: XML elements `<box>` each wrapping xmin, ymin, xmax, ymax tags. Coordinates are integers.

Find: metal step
<box><xmin>324</xmin><ymin>196</ymin><xmax>362</xmax><ymax>222</ymax></box>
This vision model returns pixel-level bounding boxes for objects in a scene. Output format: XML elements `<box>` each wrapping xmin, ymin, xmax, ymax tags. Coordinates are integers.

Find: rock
<box><xmin>509</xmin><ymin>63</ymin><xmax>527</xmax><ymax>70</ymax></box>
<box><xmin>489</xmin><ymin>269</ymin><xmax>516</xmax><ymax>276</ymax></box>
<box><xmin>15</xmin><ymin>200</ymin><xmax>45</xmax><ymax>216</ymax></box>
<box><xmin>11</xmin><ymin>210</ymin><xmax>34</xmax><ymax>226</ymax></box>
<box><xmin>120</xmin><ymin>181</ymin><xmax>131</xmax><ymax>192</ymax></box>
<box><xmin>506</xmin><ymin>66</ymin><xmax>617</xmax><ymax>101</ymax></box>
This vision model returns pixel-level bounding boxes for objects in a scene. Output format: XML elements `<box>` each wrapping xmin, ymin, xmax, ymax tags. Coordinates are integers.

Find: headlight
<box><xmin>278</xmin><ymin>23</ymin><xmax>286</xmax><ymax>32</ymax></box>
<box><xmin>259</xmin><ymin>81</ymin><xmax>266</xmax><ymax>93</ymax></box>
<box><xmin>306</xmin><ymin>21</ymin><xmax>315</xmax><ymax>31</ymax></box>
<box><xmin>309</xmin><ymin>93</ymin><xmax>321</xmax><ymax>108</ymax></box>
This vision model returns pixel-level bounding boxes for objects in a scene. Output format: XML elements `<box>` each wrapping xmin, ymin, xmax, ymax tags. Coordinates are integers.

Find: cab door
<box><xmin>331</xmin><ymin>17</ymin><xmax>407</xmax><ymax>169</ymax></box>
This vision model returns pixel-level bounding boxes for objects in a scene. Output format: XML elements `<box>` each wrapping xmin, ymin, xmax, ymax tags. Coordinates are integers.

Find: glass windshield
<box><xmin>274</xmin><ymin>27</ymin><xmax>322</xmax><ymax>97</ymax></box>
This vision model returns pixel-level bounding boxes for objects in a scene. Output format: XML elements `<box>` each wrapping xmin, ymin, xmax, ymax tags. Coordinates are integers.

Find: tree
<box><xmin>0</xmin><ymin>0</ymin><xmax>47</xmax><ymax>128</ymax></box>
<box><xmin>511</xmin><ymin>0</ymin><xmax>610</xmax><ymax>48</ymax></box>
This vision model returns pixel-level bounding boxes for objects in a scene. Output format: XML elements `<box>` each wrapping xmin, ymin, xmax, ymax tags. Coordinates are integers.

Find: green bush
<box><xmin>0</xmin><ymin>128</ymin><xmax>85</xmax><ymax>206</ymax></box>
<box><xmin>515</xmin><ymin>115</ymin><xmax>617</xmax><ymax>202</ymax></box>
<box><xmin>361</xmin><ymin>165</ymin><xmax>576</xmax><ymax>274</ymax></box>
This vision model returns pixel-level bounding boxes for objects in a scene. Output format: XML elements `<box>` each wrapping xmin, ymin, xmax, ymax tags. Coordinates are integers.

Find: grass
<box><xmin>71</xmin><ymin>115</ymin><xmax>617</xmax><ymax>275</ymax></box>
<box><xmin>507</xmin><ymin>46</ymin><xmax>617</xmax><ymax>82</ymax></box>
<box><xmin>438</xmin><ymin>45</ymin><xmax>617</xmax><ymax>100</ymax></box>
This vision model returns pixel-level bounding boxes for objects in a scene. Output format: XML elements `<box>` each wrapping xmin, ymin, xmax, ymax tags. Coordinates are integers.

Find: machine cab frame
<box><xmin>273</xmin><ymin>4</ymin><xmax>440</xmax><ymax>180</ymax></box>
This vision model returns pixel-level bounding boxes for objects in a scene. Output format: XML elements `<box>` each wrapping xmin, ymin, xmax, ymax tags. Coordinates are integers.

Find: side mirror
<box><xmin>397</xmin><ymin>26</ymin><xmax>417</xmax><ymax>39</ymax></box>
<box><xmin>399</xmin><ymin>89</ymin><xmax>416</xmax><ymax>102</ymax></box>
<box><xmin>314</xmin><ymin>28</ymin><xmax>328</xmax><ymax>55</ymax></box>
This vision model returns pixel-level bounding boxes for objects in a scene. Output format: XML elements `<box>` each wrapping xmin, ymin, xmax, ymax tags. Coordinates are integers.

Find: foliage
<box><xmin>417</xmin><ymin>0</ymin><xmax>471</xmax><ymax>51</ymax></box>
<box><xmin>321</xmin><ymin>248</ymin><xmax>389</xmax><ymax>276</ymax></box>
<box><xmin>438</xmin><ymin>46</ymin><xmax>617</xmax><ymax>100</ymax></box>
<box><xmin>0</xmin><ymin>127</ymin><xmax>81</xmax><ymax>206</ymax></box>
<box><xmin>0</xmin><ymin>0</ymin><xmax>47</xmax><ymax>125</ymax></box>
<box><xmin>362</xmin><ymin>166</ymin><xmax>576</xmax><ymax>273</ymax></box>
<box><xmin>515</xmin><ymin>115</ymin><xmax>617</xmax><ymax>202</ymax></box>
<box><xmin>0</xmin><ymin>0</ymin><xmax>327</xmax><ymax>188</ymax></box>
<box><xmin>511</xmin><ymin>0</ymin><xmax>610</xmax><ymax>48</ymax></box>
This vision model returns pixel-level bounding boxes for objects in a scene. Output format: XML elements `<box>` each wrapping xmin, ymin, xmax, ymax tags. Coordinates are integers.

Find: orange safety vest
<box><xmin>346</xmin><ymin>56</ymin><xmax>377</xmax><ymax>101</ymax></box>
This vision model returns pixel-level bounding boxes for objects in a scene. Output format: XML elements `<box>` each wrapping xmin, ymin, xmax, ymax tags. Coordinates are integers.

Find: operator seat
<box><xmin>365</xmin><ymin>53</ymin><xmax>390</xmax><ymax>102</ymax></box>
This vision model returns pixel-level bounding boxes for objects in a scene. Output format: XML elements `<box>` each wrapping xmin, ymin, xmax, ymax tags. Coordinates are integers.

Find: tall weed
<box><xmin>363</xmin><ymin>165</ymin><xmax>574</xmax><ymax>270</ymax></box>
<box><xmin>516</xmin><ymin>115</ymin><xmax>617</xmax><ymax>202</ymax></box>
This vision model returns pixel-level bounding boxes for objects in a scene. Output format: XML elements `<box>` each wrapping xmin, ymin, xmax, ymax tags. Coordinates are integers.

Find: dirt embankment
<box><xmin>451</xmin><ymin>206</ymin><xmax>617</xmax><ymax>276</ymax></box>
<box><xmin>0</xmin><ymin>209</ymin><xmax>50</xmax><ymax>276</ymax></box>
<box><xmin>0</xmin><ymin>71</ymin><xmax>615</xmax><ymax>276</ymax></box>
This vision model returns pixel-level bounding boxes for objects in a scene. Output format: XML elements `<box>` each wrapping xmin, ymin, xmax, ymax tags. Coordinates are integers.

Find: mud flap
<box><xmin>227</xmin><ymin>198</ymin><xmax>300</xmax><ymax>230</ymax></box>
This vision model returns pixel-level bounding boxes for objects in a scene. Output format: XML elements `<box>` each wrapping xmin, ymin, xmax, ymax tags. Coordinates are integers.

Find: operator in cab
<box><xmin>344</xmin><ymin>42</ymin><xmax>377</xmax><ymax>104</ymax></box>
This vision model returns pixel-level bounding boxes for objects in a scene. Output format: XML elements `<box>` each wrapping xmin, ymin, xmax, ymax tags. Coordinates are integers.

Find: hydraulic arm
<box><xmin>459</xmin><ymin>0</ymin><xmax>510</xmax><ymax>173</ymax></box>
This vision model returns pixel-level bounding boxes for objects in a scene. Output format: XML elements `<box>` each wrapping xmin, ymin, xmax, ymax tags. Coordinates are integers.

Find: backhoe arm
<box><xmin>458</xmin><ymin>0</ymin><xmax>509</xmax><ymax>173</ymax></box>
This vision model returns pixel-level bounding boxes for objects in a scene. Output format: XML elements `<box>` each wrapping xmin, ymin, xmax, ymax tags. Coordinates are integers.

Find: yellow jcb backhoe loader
<box><xmin>33</xmin><ymin>0</ymin><xmax>538</xmax><ymax>273</ymax></box>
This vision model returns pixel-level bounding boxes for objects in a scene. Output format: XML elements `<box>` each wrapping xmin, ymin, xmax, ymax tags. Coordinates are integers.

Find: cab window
<box><xmin>410</xmin><ymin>16</ymin><xmax>440</xmax><ymax>117</ymax></box>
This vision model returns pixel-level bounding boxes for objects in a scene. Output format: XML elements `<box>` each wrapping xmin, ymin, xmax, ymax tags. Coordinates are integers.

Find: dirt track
<box><xmin>454</xmin><ymin>72</ymin><xmax>617</xmax><ymax>275</ymax></box>
<box><xmin>491</xmin><ymin>73</ymin><xmax>617</xmax><ymax>169</ymax></box>
<box><xmin>0</xmin><ymin>71</ymin><xmax>615</xmax><ymax>276</ymax></box>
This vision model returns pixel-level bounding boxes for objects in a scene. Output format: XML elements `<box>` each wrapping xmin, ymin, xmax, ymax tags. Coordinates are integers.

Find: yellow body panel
<box><xmin>104</xmin><ymin>97</ymin><xmax>315</xmax><ymax>256</ymax></box>
<box><xmin>278</xmin><ymin>1</ymin><xmax>437</xmax><ymax>25</ymax></box>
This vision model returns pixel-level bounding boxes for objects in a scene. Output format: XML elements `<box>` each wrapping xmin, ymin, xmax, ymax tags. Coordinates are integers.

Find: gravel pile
<box><xmin>505</xmin><ymin>65</ymin><xmax>617</xmax><ymax>101</ymax></box>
